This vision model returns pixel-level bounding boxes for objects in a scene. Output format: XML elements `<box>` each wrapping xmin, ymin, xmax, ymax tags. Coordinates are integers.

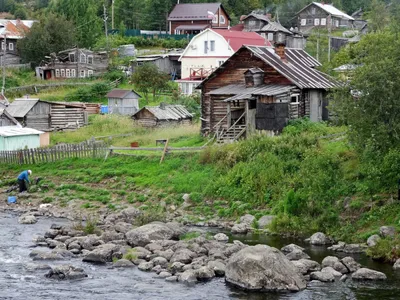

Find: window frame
<box><xmin>314</xmin><ymin>18</ymin><xmax>320</xmax><ymax>26</ymax></box>
<box><xmin>210</xmin><ymin>40</ymin><xmax>215</xmax><ymax>52</ymax></box>
<box><xmin>88</xmin><ymin>70</ymin><xmax>94</xmax><ymax>77</ymax></box>
<box><xmin>80</xmin><ymin>53</ymin><xmax>86</xmax><ymax>63</ymax></box>
<box><xmin>80</xmin><ymin>70</ymin><xmax>86</xmax><ymax>78</ymax></box>
<box><xmin>219</xmin><ymin>15</ymin><xmax>226</xmax><ymax>24</ymax></box>
<box><xmin>55</xmin><ymin>69</ymin><xmax>60</xmax><ymax>78</ymax></box>
<box><xmin>69</xmin><ymin>53</ymin><xmax>76</xmax><ymax>62</ymax></box>
<box><xmin>8</xmin><ymin>42</ymin><xmax>13</xmax><ymax>51</ymax></box>
<box><xmin>321</xmin><ymin>18</ymin><xmax>327</xmax><ymax>26</ymax></box>
<box><xmin>204</xmin><ymin>41</ymin><xmax>208</xmax><ymax>54</ymax></box>
<box><xmin>71</xmin><ymin>69</ymin><xmax>76</xmax><ymax>77</ymax></box>
<box><xmin>212</xmin><ymin>15</ymin><xmax>218</xmax><ymax>24</ymax></box>
<box><xmin>300</xmin><ymin>19</ymin><xmax>306</xmax><ymax>26</ymax></box>
<box><xmin>66</xmin><ymin>69</ymin><xmax>71</xmax><ymax>78</ymax></box>
<box><xmin>87</xmin><ymin>55</ymin><xmax>94</xmax><ymax>64</ymax></box>
<box><xmin>60</xmin><ymin>69</ymin><xmax>65</xmax><ymax>77</ymax></box>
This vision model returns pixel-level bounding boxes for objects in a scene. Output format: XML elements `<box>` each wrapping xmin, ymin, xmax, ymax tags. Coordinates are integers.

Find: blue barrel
<box><xmin>7</xmin><ymin>196</ymin><xmax>16</xmax><ymax>204</ymax></box>
<box><xmin>100</xmin><ymin>105</ymin><xmax>108</xmax><ymax>114</ymax></box>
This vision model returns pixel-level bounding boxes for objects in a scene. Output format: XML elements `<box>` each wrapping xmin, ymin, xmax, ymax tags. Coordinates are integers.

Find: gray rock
<box><xmin>179</xmin><ymin>270</ymin><xmax>198</xmax><ymax>284</ymax></box>
<box><xmin>340</xmin><ymin>274</ymin><xmax>348</xmax><ymax>282</ymax></box>
<box><xmin>46</xmin><ymin>239</ymin><xmax>64</xmax><ymax>249</ymax></box>
<box><xmin>393</xmin><ymin>259</ymin><xmax>400</xmax><ymax>270</ymax></box>
<box><xmin>380</xmin><ymin>226</ymin><xmax>396</xmax><ymax>238</ymax></box>
<box><xmin>182</xmin><ymin>264</ymin><xmax>193</xmax><ymax>271</ymax></box>
<box><xmin>67</xmin><ymin>241</ymin><xmax>81</xmax><ymax>251</ymax></box>
<box><xmin>30</xmin><ymin>250</ymin><xmax>68</xmax><ymax>261</ymax></box>
<box><xmin>285</xmin><ymin>249</ymin><xmax>310</xmax><ymax>261</ymax></box>
<box><xmin>207</xmin><ymin>260</ymin><xmax>226</xmax><ymax>276</ymax></box>
<box><xmin>182</xmin><ymin>193</ymin><xmax>190</xmax><ymax>202</ymax></box>
<box><xmin>113</xmin><ymin>259</ymin><xmax>134</xmax><ymax>268</ymax></box>
<box><xmin>54</xmin><ymin>236</ymin><xmax>71</xmax><ymax>243</ymax></box>
<box><xmin>18</xmin><ymin>214</ymin><xmax>37</xmax><ymax>224</ymax></box>
<box><xmin>225</xmin><ymin>245</ymin><xmax>306</xmax><ymax>292</ymax></box>
<box><xmin>151</xmin><ymin>265</ymin><xmax>163</xmax><ymax>274</ymax></box>
<box><xmin>79</xmin><ymin>235</ymin><xmax>103</xmax><ymax>251</ymax></box>
<box><xmin>165</xmin><ymin>275</ymin><xmax>178</xmax><ymax>282</ymax></box>
<box><xmin>231</xmin><ymin>223</ymin><xmax>248</xmax><ymax>234</ymax></box>
<box><xmin>125</xmin><ymin>223</ymin><xmax>177</xmax><ymax>247</ymax></box>
<box><xmin>114</xmin><ymin>222</ymin><xmax>132</xmax><ymax>234</ymax></box>
<box><xmin>321</xmin><ymin>267</ymin><xmax>342</xmax><ymax>277</ymax></box>
<box><xmin>239</xmin><ymin>214</ymin><xmax>255</xmax><ymax>225</ymax></box>
<box><xmin>119</xmin><ymin>207</ymin><xmax>142</xmax><ymax>224</ymax></box>
<box><xmin>341</xmin><ymin>256</ymin><xmax>361</xmax><ymax>273</ymax></box>
<box><xmin>155</xmin><ymin>249</ymin><xmax>174</xmax><ymax>261</ymax></box>
<box><xmin>133</xmin><ymin>247</ymin><xmax>151</xmax><ymax>259</ymax></box>
<box><xmin>321</xmin><ymin>256</ymin><xmax>340</xmax><ymax>268</ymax></box>
<box><xmin>214</xmin><ymin>233</ymin><xmax>229</xmax><ymax>243</ymax></box>
<box><xmin>352</xmin><ymin>268</ymin><xmax>387</xmax><ymax>280</ymax></box>
<box><xmin>45</xmin><ymin>265</ymin><xmax>87</xmax><ymax>280</ymax></box>
<box><xmin>291</xmin><ymin>259</ymin><xmax>320</xmax><ymax>275</ymax></box>
<box><xmin>138</xmin><ymin>261</ymin><xmax>154</xmax><ymax>271</ymax></box>
<box><xmin>82</xmin><ymin>243</ymin><xmax>120</xmax><ymax>264</ymax></box>
<box><xmin>310</xmin><ymin>271</ymin><xmax>335</xmax><ymax>282</ymax></box>
<box><xmin>257</xmin><ymin>215</ymin><xmax>275</xmax><ymax>229</ymax></box>
<box><xmin>44</xmin><ymin>229</ymin><xmax>59</xmax><ymax>239</ymax></box>
<box><xmin>342</xmin><ymin>244</ymin><xmax>366</xmax><ymax>254</ymax></box>
<box><xmin>281</xmin><ymin>244</ymin><xmax>305</xmax><ymax>254</ymax></box>
<box><xmin>24</xmin><ymin>263</ymin><xmax>51</xmax><ymax>272</ymax></box>
<box><xmin>333</xmin><ymin>262</ymin><xmax>349</xmax><ymax>274</ymax></box>
<box><xmin>328</xmin><ymin>242</ymin><xmax>346</xmax><ymax>251</ymax></box>
<box><xmin>152</xmin><ymin>257</ymin><xmax>168</xmax><ymax>268</ymax></box>
<box><xmin>158</xmin><ymin>271</ymin><xmax>172</xmax><ymax>278</ymax></box>
<box><xmin>195</xmin><ymin>266</ymin><xmax>215</xmax><ymax>281</ymax></box>
<box><xmin>170</xmin><ymin>262</ymin><xmax>185</xmax><ymax>274</ymax></box>
<box><xmin>101</xmin><ymin>231</ymin><xmax>124</xmax><ymax>243</ymax></box>
<box><xmin>367</xmin><ymin>234</ymin><xmax>381</xmax><ymax>247</ymax></box>
<box><xmin>170</xmin><ymin>248</ymin><xmax>196</xmax><ymax>264</ymax></box>
<box><xmin>145</xmin><ymin>243</ymin><xmax>163</xmax><ymax>252</ymax></box>
<box><xmin>309</xmin><ymin>232</ymin><xmax>331</xmax><ymax>245</ymax></box>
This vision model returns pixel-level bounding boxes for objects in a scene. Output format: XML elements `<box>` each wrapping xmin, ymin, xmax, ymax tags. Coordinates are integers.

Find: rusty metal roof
<box><xmin>133</xmin><ymin>105</ymin><xmax>193</xmax><ymax>121</ymax></box>
<box><xmin>168</xmin><ymin>3</ymin><xmax>230</xmax><ymax>21</ymax></box>
<box><xmin>106</xmin><ymin>89</ymin><xmax>141</xmax><ymax>99</ymax></box>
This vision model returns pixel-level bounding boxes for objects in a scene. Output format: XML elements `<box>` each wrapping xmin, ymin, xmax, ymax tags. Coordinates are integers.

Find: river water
<box><xmin>1</xmin><ymin>212</ymin><xmax>399</xmax><ymax>300</ymax></box>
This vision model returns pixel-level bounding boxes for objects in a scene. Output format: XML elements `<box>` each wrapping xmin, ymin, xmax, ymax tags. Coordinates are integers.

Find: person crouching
<box><xmin>17</xmin><ymin>170</ymin><xmax>32</xmax><ymax>193</ymax></box>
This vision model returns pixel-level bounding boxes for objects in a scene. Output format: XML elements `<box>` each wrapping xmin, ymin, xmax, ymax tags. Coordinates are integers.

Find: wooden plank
<box><xmin>31</xmin><ymin>149</ymin><xmax>36</xmax><ymax>164</ymax></box>
<box><xmin>160</xmin><ymin>139</ymin><xmax>169</xmax><ymax>164</ymax></box>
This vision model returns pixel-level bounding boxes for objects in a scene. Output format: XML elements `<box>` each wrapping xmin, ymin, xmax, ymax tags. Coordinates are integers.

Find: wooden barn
<box><xmin>107</xmin><ymin>89</ymin><xmax>141</xmax><ymax>115</ymax></box>
<box><xmin>198</xmin><ymin>44</ymin><xmax>337</xmax><ymax>142</ymax></box>
<box><xmin>132</xmin><ymin>103</ymin><xmax>192</xmax><ymax>127</ymax></box>
<box><xmin>0</xmin><ymin>108</ymin><xmax>19</xmax><ymax>126</ymax></box>
<box><xmin>6</xmin><ymin>98</ymin><xmax>88</xmax><ymax>131</ymax></box>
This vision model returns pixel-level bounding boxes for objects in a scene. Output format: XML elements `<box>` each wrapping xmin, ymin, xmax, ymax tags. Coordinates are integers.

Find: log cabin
<box><xmin>132</xmin><ymin>103</ymin><xmax>193</xmax><ymax>127</ymax></box>
<box><xmin>198</xmin><ymin>44</ymin><xmax>337</xmax><ymax>142</ymax></box>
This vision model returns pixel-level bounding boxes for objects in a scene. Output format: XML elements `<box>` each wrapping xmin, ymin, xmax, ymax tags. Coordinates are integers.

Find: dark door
<box><xmin>256</xmin><ymin>103</ymin><xmax>289</xmax><ymax>132</ymax></box>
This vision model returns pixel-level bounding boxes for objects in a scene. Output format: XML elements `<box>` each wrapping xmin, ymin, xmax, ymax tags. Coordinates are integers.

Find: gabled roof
<box><xmin>0</xmin><ymin>19</ymin><xmax>36</xmax><ymax>39</ymax></box>
<box><xmin>211</xmin><ymin>29</ymin><xmax>271</xmax><ymax>51</ymax></box>
<box><xmin>198</xmin><ymin>46</ymin><xmax>336</xmax><ymax>90</ymax></box>
<box><xmin>242</xmin><ymin>13</ymin><xmax>270</xmax><ymax>23</ymax></box>
<box><xmin>0</xmin><ymin>126</ymin><xmax>43</xmax><ymax>137</ymax></box>
<box><xmin>133</xmin><ymin>105</ymin><xmax>193</xmax><ymax>121</ymax></box>
<box><xmin>106</xmin><ymin>89</ymin><xmax>141</xmax><ymax>99</ymax></box>
<box><xmin>0</xmin><ymin>108</ymin><xmax>19</xmax><ymax>125</ymax></box>
<box><xmin>261</xmin><ymin>22</ymin><xmax>293</xmax><ymax>35</ymax></box>
<box><xmin>168</xmin><ymin>3</ymin><xmax>230</xmax><ymax>21</ymax></box>
<box><xmin>6</xmin><ymin>99</ymin><xmax>39</xmax><ymax>118</ymax></box>
<box><xmin>298</xmin><ymin>3</ymin><xmax>354</xmax><ymax>21</ymax></box>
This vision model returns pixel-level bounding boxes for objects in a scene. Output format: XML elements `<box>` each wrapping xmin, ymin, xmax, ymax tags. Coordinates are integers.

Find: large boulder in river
<box><xmin>309</xmin><ymin>232</ymin><xmax>331</xmax><ymax>245</ymax></box>
<box><xmin>125</xmin><ymin>222</ymin><xmax>179</xmax><ymax>247</ymax></box>
<box><xmin>379</xmin><ymin>226</ymin><xmax>396</xmax><ymax>238</ymax></box>
<box><xmin>18</xmin><ymin>214</ymin><xmax>37</xmax><ymax>224</ymax></box>
<box><xmin>45</xmin><ymin>265</ymin><xmax>87</xmax><ymax>280</ymax></box>
<box><xmin>82</xmin><ymin>243</ymin><xmax>120</xmax><ymax>263</ymax></box>
<box><xmin>341</xmin><ymin>256</ymin><xmax>361</xmax><ymax>273</ymax></box>
<box><xmin>225</xmin><ymin>245</ymin><xmax>306</xmax><ymax>292</ymax></box>
<box><xmin>367</xmin><ymin>234</ymin><xmax>381</xmax><ymax>247</ymax></box>
<box><xmin>257</xmin><ymin>215</ymin><xmax>275</xmax><ymax>229</ymax></box>
<box><xmin>352</xmin><ymin>268</ymin><xmax>387</xmax><ymax>280</ymax></box>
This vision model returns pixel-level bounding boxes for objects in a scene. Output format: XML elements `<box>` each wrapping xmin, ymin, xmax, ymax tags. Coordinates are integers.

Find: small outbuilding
<box><xmin>0</xmin><ymin>126</ymin><xmax>45</xmax><ymax>151</ymax></box>
<box><xmin>0</xmin><ymin>108</ymin><xmax>19</xmax><ymax>126</ymax></box>
<box><xmin>106</xmin><ymin>89</ymin><xmax>141</xmax><ymax>115</ymax></box>
<box><xmin>132</xmin><ymin>103</ymin><xmax>193</xmax><ymax>127</ymax></box>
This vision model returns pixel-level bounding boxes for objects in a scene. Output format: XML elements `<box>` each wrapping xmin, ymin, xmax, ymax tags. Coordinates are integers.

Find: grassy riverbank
<box><xmin>1</xmin><ymin>120</ymin><xmax>399</xmax><ymax>247</ymax></box>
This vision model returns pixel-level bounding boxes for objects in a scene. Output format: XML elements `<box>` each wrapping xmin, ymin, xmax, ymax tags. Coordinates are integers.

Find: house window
<box><xmin>212</xmin><ymin>15</ymin><xmax>218</xmax><ymax>24</ymax></box>
<box><xmin>267</xmin><ymin>33</ymin><xmax>274</xmax><ymax>41</ymax></box>
<box><xmin>80</xmin><ymin>54</ymin><xmax>86</xmax><ymax>63</ymax></box>
<box><xmin>71</xmin><ymin>69</ymin><xmax>76</xmax><ymax>77</ymax></box>
<box><xmin>219</xmin><ymin>15</ymin><xmax>226</xmax><ymax>24</ymax></box>
<box><xmin>321</xmin><ymin>18</ymin><xmax>327</xmax><ymax>26</ymax></box>
<box><xmin>249</xmin><ymin>20</ymin><xmax>256</xmax><ymax>26</ymax></box>
<box><xmin>66</xmin><ymin>69</ymin><xmax>71</xmax><ymax>78</ymax></box>
<box><xmin>314</xmin><ymin>18</ymin><xmax>320</xmax><ymax>26</ymax></box>
<box><xmin>300</xmin><ymin>19</ymin><xmax>306</xmax><ymax>26</ymax></box>
<box><xmin>210</xmin><ymin>40</ymin><xmax>215</xmax><ymax>52</ymax></box>
<box><xmin>88</xmin><ymin>70</ymin><xmax>94</xmax><ymax>77</ymax></box>
<box><xmin>69</xmin><ymin>53</ymin><xmax>75</xmax><ymax>62</ymax></box>
<box><xmin>80</xmin><ymin>70</ymin><xmax>86</xmax><ymax>78</ymax></box>
<box><xmin>8</xmin><ymin>43</ymin><xmax>13</xmax><ymax>51</ymax></box>
<box><xmin>55</xmin><ymin>69</ymin><xmax>60</xmax><ymax>77</ymax></box>
<box><xmin>307</xmin><ymin>19</ymin><xmax>313</xmax><ymax>25</ymax></box>
<box><xmin>335</xmin><ymin>20</ymin><xmax>339</xmax><ymax>27</ymax></box>
<box><xmin>61</xmin><ymin>69</ymin><xmax>65</xmax><ymax>77</ymax></box>
<box><xmin>87</xmin><ymin>55</ymin><xmax>93</xmax><ymax>64</ymax></box>
<box><xmin>311</xmin><ymin>7</ymin><xmax>316</xmax><ymax>14</ymax></box>
<box><xmin>204</xmin><ymin>41</ymin><xmax>208</xmax><ymax>54</ymax></box>
<box><xmin>1</xmin><ymin>42</ymin><xmax>4</xmax><ymax>50</ymax></box>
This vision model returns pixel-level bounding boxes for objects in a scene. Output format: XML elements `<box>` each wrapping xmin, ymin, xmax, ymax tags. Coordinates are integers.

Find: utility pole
<box><xmin>111</xmin><ymin>0</ymin><xmax>115</xmax><ymax>30</ymax></box>
<box><xmin>103</xmin><ymin>4</ymin><xmax>110</xmax><ymax>53</ymax></box>
<box><xmin>2</xmin><ymin>34</ymin><xmax>6</xmax><ymax>96</ymax></box>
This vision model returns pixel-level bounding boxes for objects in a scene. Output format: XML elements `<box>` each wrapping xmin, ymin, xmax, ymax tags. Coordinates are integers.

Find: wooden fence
<box><xmin>0</xmin><ymin>142</ymin><xmax>107</xmax><ymax>165</ymax></box>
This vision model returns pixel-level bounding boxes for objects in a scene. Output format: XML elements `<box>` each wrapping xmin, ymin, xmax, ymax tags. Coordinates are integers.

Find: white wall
<box><xmin>180</xmin><ymin>29</ymin><xmax>233</xmax><ymax>79</ymax></box>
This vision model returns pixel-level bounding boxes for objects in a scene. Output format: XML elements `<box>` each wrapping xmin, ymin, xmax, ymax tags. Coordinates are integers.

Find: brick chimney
<box><xmin>275</xmin><ymin>42</ymin><xmax>287</xmax><ymax>62</ymax></box>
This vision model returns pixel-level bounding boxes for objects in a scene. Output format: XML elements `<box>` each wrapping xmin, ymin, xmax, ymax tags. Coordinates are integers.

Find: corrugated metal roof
<box><xmin>285</xmin><ymin>48</ymin><xmax>321</xmax><ymax>68</ymax></box>
<box><xmin>312</xmin><ymin>2</ymin><xmax>354</xmax><ymax>20</ymax></box>
<box><xmin>208</xmin><ymin>84</ymin><xmax>296</xmax><ymax>98</ymax></box>
<box><xmin>134</xmin><ymin>105</ymin><xmax>193</xmax><ymax>121</ymax></box>
<box><xmin>6</xmin><ymin>99</ymin><xmax>39</xmax><ymax>118</ymax></box>
<box><xmin>212</xmin><ymin>29</ymin><xmax>271</xmax><ymax>51</ymax></box>
<box><xmin>175</xmin><ymin>24</ymin><xmax>210</xmax><ymax>31</ymax></box>
<box><xmin>261</xmin><ymin>22</ymin><xmax>293</xmax><ymax>34</ymax></box>
<box><xmin>168</xmin><ymin>3</ymin><xmax>227</xmax><ymax>21</ymax></box>
<box><xmin>0</xmin><ymin>126</ymin><xmax>43</xmax><ymax>137</ymax></box>
<box><xmin>246</xmin><ymin>46</ymin><xmax>336</xmax><ymax>89</ymax></box>
<box><xmin>106</xmin><ymin>89</ymin><xmax>141</xmax><ymax>99</ymax></box>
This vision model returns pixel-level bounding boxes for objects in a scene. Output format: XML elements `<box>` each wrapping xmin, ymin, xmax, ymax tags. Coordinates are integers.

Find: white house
<box><xmin>176</xmin><ymin>28</ymin><xmax>269</xmax><ymax>95</ymax></box>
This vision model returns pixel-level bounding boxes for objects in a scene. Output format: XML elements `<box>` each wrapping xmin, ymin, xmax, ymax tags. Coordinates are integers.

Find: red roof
<box><xmin>229</xmin><ymin>24</ymin><xmax>244</xmax><ymax>31</ymax></box>
<box><xmin>211</xmin><ymin>29</ymin><xmax>271</xmax><ymax>51</ymax></box>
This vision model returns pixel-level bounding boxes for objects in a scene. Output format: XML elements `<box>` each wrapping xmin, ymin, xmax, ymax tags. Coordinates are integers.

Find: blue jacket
<box><xmin>17</xmin><ymin>171</ymin><xmax>30</xmax><ymax>182</ymax></box>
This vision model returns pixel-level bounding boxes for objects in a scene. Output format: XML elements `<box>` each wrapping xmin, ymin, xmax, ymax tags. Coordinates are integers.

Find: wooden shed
<box><xmin>0</xmin><ymin>126</ymin><xmax>44</xmax><ymax>151</ymax></box>
<box><xmin>132</xmin><ymin>103</ymin><xmax>193</xmax><ymax>127</ymax></box>
<box><xmin>107</xmin><ymin>89</ymin><xmax>141</xmax><ymax>115</ymax></box>
<box><xmin>6</xmin><ymin>99</ymin><xmax>88</xmax><ymax>131</ymax></box>
<box><xmin>0</xmin><ymin>108</ymin><xmax>19</xmax><ymax>126</ymax></box>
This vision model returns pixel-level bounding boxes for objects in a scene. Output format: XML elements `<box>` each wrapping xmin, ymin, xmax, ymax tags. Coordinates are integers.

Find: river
<box><xmin>1</xmin><ymin>212</ymin><xmax>399</xmax><ymax>300</ymax></box>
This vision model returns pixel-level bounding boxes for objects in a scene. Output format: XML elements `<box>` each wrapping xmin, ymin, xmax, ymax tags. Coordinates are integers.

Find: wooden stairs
<box><xmin>214</xmin><ymin>112</ymin><xmax>247</xmax><ymax>144</ymax></box>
